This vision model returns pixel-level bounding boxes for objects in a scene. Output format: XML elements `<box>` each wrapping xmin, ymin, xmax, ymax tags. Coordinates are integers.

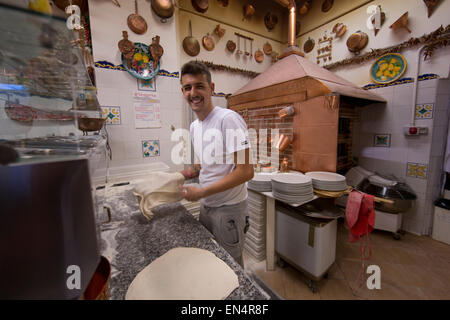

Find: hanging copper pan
<box><xmin>264</xmin><ymin>12</ymin><xmax>278</xmax><ymax>31</ymax></box>
<box><xmin>151</xmin><ymin>0</ymin><xmax>174</xmax><ymax>22</ymax></box>
<box><xmin>303</xmin><ymin>37</ymin><xmax>315</xmax><ymax>53</ymax></box>
<box><xmin>243</xmin><ymin>4</ymin><xmax>255</xmax><ymax>20</ymax></box>
<box><xmin>183</xmin><ymin>21</ymin><xmax>200</xmax><ymax>56</ymax></box>
<box><xmin>321</xmin><ymin>0</ymin><xmax>334</xmax><ymax>12</ymax></box>
<box><xmin>202</xmin><ymin>33</ymin><xmax>215</xmax><ymax>51</ymax></box>
<box><xmin>192</xmin><ymin>0</ymin><xmax>209</xmax><ymax>13</ymax></box>
<box><xmin>127</xmin><ymin>0</ymin><xmax>147</xmax><ymax>34</ymax></box>
<box><xmin>346</xmin><ymin>31</ymin><xmax>368</xmax><ymax>54</ymax></box>
<box><xmin>218</xmin><ymin>0</ymin><xmax>228</xmax><ymax>7</ymax></box>
<box><xmin>254</xmin><ymin>49</ymin><xmax>264</xmax><ymax>63</ymax></box>
<box><xmin>263</xmin><ymin>42</ymin><xmax>272</xmax><ymax>55</ymax></box>
<box><xmin>214</xmin><ymin>24</ymin><xmax>226</xmax><ymax>38</ymax></box>
<box><xmin>226</xmin><ymin>40</ymin><xmax>236</xmax><ymax>53</ymax></box>
<box><xmin>298</xmin><ymin>0</ymin><xmax>312</xmax><ymax>15</ymax></box>
<box><xmin>332</xmin><ymin>23</ymin><xmax>347</xmax><ymax>38</ymax></box>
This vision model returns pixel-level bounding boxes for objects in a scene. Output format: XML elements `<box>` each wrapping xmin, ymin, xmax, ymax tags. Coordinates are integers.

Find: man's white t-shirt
<box><xmin>190</xmin><ymin>106</ymin><xmax>250</xmax><ymax>207</ymax></box>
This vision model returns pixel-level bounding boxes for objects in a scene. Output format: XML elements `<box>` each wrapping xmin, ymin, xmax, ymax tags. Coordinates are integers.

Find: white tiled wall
<box><xmin>354</xmin><ymin>78</ymin><xmax>449</xmax><ymax>235</ymax></box>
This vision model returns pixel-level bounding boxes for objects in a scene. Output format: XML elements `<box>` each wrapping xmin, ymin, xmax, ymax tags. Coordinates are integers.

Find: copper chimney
<box><xmin>274</xmin><ymin>0</ymin><xmax>304</xmax><ymax>59</ymax></box>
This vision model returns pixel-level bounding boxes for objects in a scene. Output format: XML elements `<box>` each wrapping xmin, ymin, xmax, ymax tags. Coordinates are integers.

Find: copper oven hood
<box><xmin>228</xmin><ymin>0</ymin><xmax>386</xmax><ymax>106</ymax></box>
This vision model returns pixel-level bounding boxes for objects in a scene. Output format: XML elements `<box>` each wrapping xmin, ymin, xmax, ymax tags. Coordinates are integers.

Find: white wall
<box><xmin>297</xmin><ymin>0</ymin><xmax>450</xmax><ymax>85</ymax></box>
<box><xmin>89</xmin><ymin>0</ymin><xmax>185</xmax><ymax>174</ymax></box>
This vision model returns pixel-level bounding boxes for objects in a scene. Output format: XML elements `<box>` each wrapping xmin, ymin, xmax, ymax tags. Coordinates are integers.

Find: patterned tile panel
<box><xmin>415</xmin><ymin>104</ymin><xmax>434</xmax><ymax>119</ymax></box>
<box><xmin>142</xmin><ymin>140</ymin><xmax>160</xmax><ymax>158</ymax></box>
<box><xmin>374</xmin><ymin>134</ymin><xmax>391</xmax><ymax>147</ymax></box>
<box><xmin>137</xmin><ymin>78</ymin><xmax>156</xmax><ymax>91</ymax></box>
<box><xmin>101</xmin><ymin>106</ymin><xmax>121</xmax><ymax>125</ymax></box>
<box><xmin>407</xmin><ymin>162</ymin><xmax>428</xmax><ymax>179</ymax></box>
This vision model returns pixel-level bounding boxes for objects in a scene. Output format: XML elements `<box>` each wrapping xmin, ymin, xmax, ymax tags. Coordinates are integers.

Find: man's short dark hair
<box><xmin>180</xmin><ymin>61</ymin><xmax>212</xmax><ymax>84</ymax></box>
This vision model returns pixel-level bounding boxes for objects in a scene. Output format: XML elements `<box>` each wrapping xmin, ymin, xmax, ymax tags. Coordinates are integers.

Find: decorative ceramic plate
<box><xmin>370</xmin><ymin>53</ymin><xmax>406</xmax><ymax>84</ymax></box>
<box><xmin>121</xmin><ymin>42</ymin><xmax>160</xmax><ymax>80</ymax></box>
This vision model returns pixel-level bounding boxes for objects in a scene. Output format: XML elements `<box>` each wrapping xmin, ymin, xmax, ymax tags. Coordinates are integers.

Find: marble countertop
<box><xmin>95</xmin><ymin>183</ymin><xmax>270</xmax><ymax>300</ymax></box>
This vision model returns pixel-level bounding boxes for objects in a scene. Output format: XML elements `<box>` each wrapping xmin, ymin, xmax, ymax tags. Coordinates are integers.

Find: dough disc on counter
<box><xmin>125</xmin><ymin>247</ymin><xmax>239</xmax><ymax>300</ymax></box>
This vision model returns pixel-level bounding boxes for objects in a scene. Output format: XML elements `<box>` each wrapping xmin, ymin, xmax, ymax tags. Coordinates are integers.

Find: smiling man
<box><xmin>179</xmin><ymin>61</ymin><xmax>254</xmax><ymax>267</ymax></box>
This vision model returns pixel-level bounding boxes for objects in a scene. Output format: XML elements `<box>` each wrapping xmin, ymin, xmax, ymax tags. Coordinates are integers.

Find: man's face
<box><xmin>180</xmin><ymin>73</ymin><xmax>214</xmax><ymax>114</ymax></box>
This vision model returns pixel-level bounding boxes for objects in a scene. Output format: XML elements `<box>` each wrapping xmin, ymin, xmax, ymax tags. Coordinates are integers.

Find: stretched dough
<box><xmin>133</xmin><ymin>171</ymin><xmax>185</xmax><ymax>219</ymax></box>
<box><xmin>125</xmin><ymin>247</ymin><xmax>239</xmax><ymax>300</ymax></box>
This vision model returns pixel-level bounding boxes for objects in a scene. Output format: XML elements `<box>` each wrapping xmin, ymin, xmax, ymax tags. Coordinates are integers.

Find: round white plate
<box><xmin>305</xmin><ymin>171</ymin><xmax>346</xmax><ymax>182</ymax></box>
<box><xmin>272</xmin><ymin>173</ymin><xmax>312</xmax><ymax>185</ymax></box>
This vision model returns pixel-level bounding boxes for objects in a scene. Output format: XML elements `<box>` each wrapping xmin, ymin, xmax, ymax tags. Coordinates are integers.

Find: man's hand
<box><xmin>180</xmin><ymin>165</ymin><xmax>200</xmax><ymax>180</ymax></box>
<box><xmin>180</xmin><ymin>185</ymin><xmax>205</xmax><ymax>202</ymax></box>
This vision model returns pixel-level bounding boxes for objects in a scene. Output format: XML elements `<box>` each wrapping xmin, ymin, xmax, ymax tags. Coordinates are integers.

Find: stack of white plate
<box><xmin>305</xmin><ymin>171</ymin><xmax>347</xmax><ymax>191</ymax></box>
<box><xmin>271</xmin><ymin>173</ymin><xmax>314</xmax><ymax>204</ymax></box>
<box><xmin>248</xmin><ymin>173</ymin><xmax>276</xmax><ymax>192</ymax></box>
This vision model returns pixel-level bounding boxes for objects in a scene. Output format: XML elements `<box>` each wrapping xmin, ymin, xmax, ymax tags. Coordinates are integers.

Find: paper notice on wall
<box><xmin>133</xmin><ymin>91</ymin><xmax>161</xmax><ymax>128</ymax></box>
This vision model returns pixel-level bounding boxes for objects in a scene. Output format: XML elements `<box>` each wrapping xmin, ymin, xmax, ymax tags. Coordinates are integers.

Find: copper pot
<box><xmin>263</xmin><ymin>42</ymin><xmax>272</xmax><ymax>55</ymax></box>
<box><xmin>332</xmin><ymin>23</ymin><xmax>347</xmax><ymax>38</ymax></box>
<box><xmin>214</xmin><ymin>24</ymin><xmax>226</xmax><ymax>38</ymax></box>
<box><xmin>303</xmin><ymin>37</ymin><xmax>315</xmax><ymax>53</ymax></box>
<box><xmin>183</xmin><ymin>20</ymin><xmax>200</xmax><ymax>56</ymax></box>
<box><xmin>226</xmin><ymin>40</ymin><xmax>236</xmax><ymax>53</ymax></box>
<box><xmin>275</xmin><ymin>134</ymin><xmax>292</xmax><ymax>152</ymax></box>
<box><xmin>264</xmin><ymin>12</ymin><xmax>278</xmax><ymax>30</ymax></box>
<box><xmin>151</xmin><ymin>0</ymin><xmax>174</xmax><ymax>21</ymax></box>
<box><xmin>192</xmin><ymin>0</ymin><xmax>209</xmax><ymax>13</ymax></box>
<box><xmin>254</xmin><ymin>49</ymin><xmax>264</xmax><ymax>63</ymax></box>
<box><xmin>243</xmin><ymin>4</ymin><xmax>255</xmax><ymax>20</ymax></box>
<box><xmin>127</xmin><ymin>0</ymin><xmax>148</xmax><ymax>35</ymax></box>
<box><xmin>202</xmin><ymin>33</ymin><xmax>215</xmax><ymax>51</ymax></box>
<box><xmin>346</xmin><ymin>31</ymin><xmax>368</xmax><ymax>54</ymax></box>
<box><xmin>321</xmin><ymin>0</ymin><xmax>334</xmax><ymax>12</ymax></box>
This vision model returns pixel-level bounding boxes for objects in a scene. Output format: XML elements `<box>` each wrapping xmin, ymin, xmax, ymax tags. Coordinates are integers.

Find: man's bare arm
<box><xmin>181</xmin><ymin>148</ymin><xmax>254</xmax><ymax>201</ymax></box>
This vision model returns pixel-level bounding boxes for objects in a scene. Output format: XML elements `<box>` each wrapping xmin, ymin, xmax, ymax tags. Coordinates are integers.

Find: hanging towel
<box><xmin>345</xmin><ymin>190</ymin><xmax>375</xmax><ymax>243</ymax></box>
<box><xmin>133</xmin><ymin>172</ymin><xmax>185</xmax><ymax>220</ymax></box>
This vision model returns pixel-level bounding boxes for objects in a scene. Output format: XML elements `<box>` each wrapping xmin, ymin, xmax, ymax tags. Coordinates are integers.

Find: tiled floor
<box><xmin>243</xmin><ymin>219</ymin><xmax>450</xmax><ymax>300</ymax></box>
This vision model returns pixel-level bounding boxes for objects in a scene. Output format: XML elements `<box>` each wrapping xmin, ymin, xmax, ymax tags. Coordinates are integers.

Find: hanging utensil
<box><xmin>423</xmin><ymin>0</ymin><xmax>440</xmax><ymax>18</ymax></box>
<box><xmin>244</xmin><ymin>38</ymin><xmax>249</xmax><ymax>56</ymax></box>
<box><xmin>182</xmin><ymin>20</ymin><xmax>200</xmax><ymax>56</ymax></box>
<box><xmin>321</xmin><ymin>0</ymin><xmax>334</xmax><ymax>12</ymax></box>
<box><xmin>264</xmin><ymin>12</ymin><xmax>278</xmax><ymax>31</ymax></box>
<box><xmin>111</xmin><ymin>0</ymin><xmax>121</xmax><ymax>7</ymax></box>
<box><xmin>243</xmin><ymin>4</ymin><xmax>255</xmax><ymax>20</ymax></box>
<box><xmin>250</xmin><ymin>40</ymin><xmax>253</xmax><ymax>57</ymax></box>
<box><xmin>254</xmin><ymin>49</ymin><xmax>264</xmax><ymax>63</ymax></box>
<box><xmin>214</xmin><ymin>24</ymin><xmax>226</xmax><ymax>38</ymax></box>
<box><xmin>303</xmin><ymin>37</ymin><xmax>315</xmax><ymax>53</ymax></box>
<box><xmin>236</xmin><ymin>35</ymin><xmax>242</xmax><ymax>55</ymax></box>
<box><xmin>263</xmin><ymin>42</ymin><xmax>272</xmax><ymax>55</ymax></box>
<box><xmin>192</xmin><ymin>0</ymin><xmax>209</xmax><ymax>13</ymax></box>
<box><xmin>118</xmin><ymin>30</ymin><xmax>135</xmax><ymax>68</ymax></box>
<box><xmin>149</xmin><ymin>35</ymin><xmax>164</xmax><ymax>70</ymax></box>
<box><xmin>127</xmin><ymin>0</ymin><xmax>147</xmax><ymax>35</ymax></box>
<box><xmin>226</xmin><ymin>40</ymin><xmax>236</xmax><ymax>53</ymax></box>
<box><xmin>151</xmin><ymin>0</ymin><xmax>174</xmax><ymax>22</ymax></box>
<box><xmin>390</xmin><ymin>12</ymin><xmax>411</xmax><ymax>33</ymax></box>
<box><xmin>202</xmin><ymin>33</ymin><xmax>215</xmax><ymax>51</ymax></box>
